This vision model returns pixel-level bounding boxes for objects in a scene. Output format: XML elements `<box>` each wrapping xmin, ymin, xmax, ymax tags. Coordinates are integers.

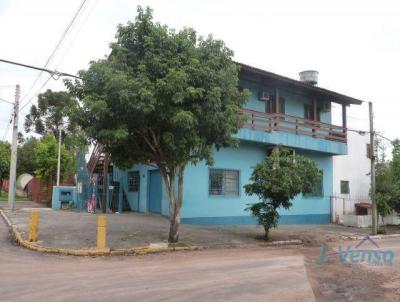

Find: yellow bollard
<box><xmin>28</xmin><ymin>211</ymin><xmax>40</xmax><ymax>242</ymax></box>
<box><xmin>97</xmin><ymin>215</ymin><xmax>107</xmax><ymax>250</ymax></box>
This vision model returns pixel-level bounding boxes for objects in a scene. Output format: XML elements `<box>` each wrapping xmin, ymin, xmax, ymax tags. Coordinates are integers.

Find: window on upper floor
<box><xmin>267</xmin><ymin>97</ymin><xmax>285</xmax><ymax>114</ymax></box>
<box><xmin>304</xmin><ymin>104</ymin><xmax>321</xmax><ymax>121</ymax></box>
<box><xmin>340</xmin><ymin>180</ymin><xmax>350</xmax><ymax>194</ymax></box>
<box><xmin>128</xmin><ymin>171</ymin><xmax>140</xmax><ymax>192</ymax></box>
<box><xmin>209</xmin><ymin>169</ymin><xmax>239</xmax><ymax>196</ymax></box>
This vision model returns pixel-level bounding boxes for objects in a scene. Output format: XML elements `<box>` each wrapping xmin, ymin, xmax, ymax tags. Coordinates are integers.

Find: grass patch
<box><xmin>0</xmin><ymin>191</ymin><xmax>28</xmax><ymax>202</ymax></box>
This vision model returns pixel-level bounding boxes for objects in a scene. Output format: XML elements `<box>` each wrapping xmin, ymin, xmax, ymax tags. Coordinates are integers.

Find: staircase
<box><xmin>87</xmin><ymin>144</ymin><xmax>105</xmax><ymax>176</ymax></box>
<box><xmin>87</xmin><ymin>143</ymin><xmax>109</xmax><ymax>213</ymax></box>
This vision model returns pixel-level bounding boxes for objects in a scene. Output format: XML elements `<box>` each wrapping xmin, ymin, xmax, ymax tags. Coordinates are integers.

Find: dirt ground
<box><xmin>304</xmin><ymin>245</ymin><xmax>400</xmax><ymax>301</ymax></box>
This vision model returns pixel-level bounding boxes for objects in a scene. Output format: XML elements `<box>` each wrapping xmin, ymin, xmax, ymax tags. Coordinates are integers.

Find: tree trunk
<box><xmin>264</xmin><ymin>225</ymin><xmax>270</xmax><ymax>241</ymax></box>
<box><xmin>168</xmin><ymin>203</ymin><xmax>181</xmax><ymax>243</ymax></box>
<box><xmin>159</xmin><ymin>164</ymin><xmax>185</xmax><ymax>244</ymax></box>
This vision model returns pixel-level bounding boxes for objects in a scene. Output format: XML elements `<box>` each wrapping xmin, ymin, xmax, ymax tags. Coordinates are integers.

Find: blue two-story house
<box><xmin>112</xmin><ymin>62</ymin><xmax>362</xmax><ymax>225</ymax></box>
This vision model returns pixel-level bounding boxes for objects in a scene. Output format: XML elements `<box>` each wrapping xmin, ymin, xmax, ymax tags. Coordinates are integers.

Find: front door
<box><xmin>148</xmin><ymin>170</ymin><xmax>162</xmax><ymax>213</ymax></box>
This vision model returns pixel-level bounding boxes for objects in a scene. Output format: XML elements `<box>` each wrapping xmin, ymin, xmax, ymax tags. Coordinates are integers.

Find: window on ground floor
<box><xmin>340</xmin><ymin>180</ymin><xmax>350</xmax><ymax>194</ymax></box>
<box><xmin>209</xmin><ymin>169</ymin><xmax>240</xmax><ymax>196</ymax></box>
<box><xmin>305</xmin><ymin>172</ymin><xmax>323</xmax><ymax>197</ymax></box>
<box><xmin>128</xmin><ymin>171</ymin><xmax>140</xmax><ymax>192</ymax></box>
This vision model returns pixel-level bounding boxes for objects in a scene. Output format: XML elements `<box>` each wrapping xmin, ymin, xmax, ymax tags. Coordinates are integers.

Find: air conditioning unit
<box><xmin>258</xmin><ymin>91</ymin><xmax>270</xmax><ymax>101</ymax></box>
<box><xmin>321</xmin><ymin>101</ymin><xmax>331</xmax><ymax>112</ymax></box>
<box><xmin>266</xmin><ymin>146</ymin><xmax>295</xmax><ymax>157</ymax></box>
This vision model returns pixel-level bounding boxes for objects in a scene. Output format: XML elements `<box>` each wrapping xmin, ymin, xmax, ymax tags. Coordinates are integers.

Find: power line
<box><xmin>2</xmin><ymin>110</ymin><xmax>13</xmax><ymax>140</ymax></box>
<box><xmin>55</xmin><ymin>0</ymin><xmax>99</xmax><ymax>69</ymax></box>
<box><xmin>18</xmin><ymin>0</ymin><xmax>88</xmax><ymax>107</ymax></box>
<box><xmin>376</xmin><ymin>133</ymin><xmax>394</xmax><ymax>143</ymax></box>
<box><xmin>16</xmin><ymin>0</ymin><xmax>97</xmax><ymax>114</ymax></box>
<box><xmin>19</xmin><ymin>76</ymin><xmax>53</xmax><ymax>112</ymax></box>
<box><xmin>0</xmin><ymin>97</ymin><xmax>14</xmax><ymax>105</ymax></box>
<box><xmin>0</xmin><ymin>58</ymin><xmax>82</xmax><ymax>80</ymax></box>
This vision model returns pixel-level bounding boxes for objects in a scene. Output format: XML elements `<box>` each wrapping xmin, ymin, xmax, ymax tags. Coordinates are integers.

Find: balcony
<box><xmin>237</xmin><ymin>108</ymin><xmax>348</xmax><ymax>155</ymax></box>
<box><xmin>241</xmin><ymin>108</ymin><xmax>346</xmax><ymax>142</ymax></box>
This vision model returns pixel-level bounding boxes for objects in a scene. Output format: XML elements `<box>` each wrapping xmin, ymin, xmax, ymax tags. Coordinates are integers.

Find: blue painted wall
<box><xmin>115</xmin><ymin>140</ymin><xmax>333</xmax><ymax>225</ymax></box>
<box><xmin>240</xmin><ymin>78</ymin><xmax>332</xmax><ymax>124</ymax></box>
<box><xmin>113</xmin><ymin>165</ymin><xmax>169</xmax><ymax>216</ymax></box>
<box><xmin>236</xmin><ymin>128</ymin><xmax>347</xmax><ymax>155</ymax></box>
<box><xmin>180</xmin><ymin>141</ymin><xmax>332</xmax><ymax>224</ymax></box>
<box><xmin>52</xmin><ymin>186</ymin><xmax>78</xmax><ymax>209</ymax></box>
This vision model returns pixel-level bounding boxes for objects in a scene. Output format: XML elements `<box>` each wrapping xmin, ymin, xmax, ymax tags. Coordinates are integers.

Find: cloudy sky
<box><xmin>0</xmin><ymin>0</ymin><xmax>399</xmax><ymax>150</ymax></box>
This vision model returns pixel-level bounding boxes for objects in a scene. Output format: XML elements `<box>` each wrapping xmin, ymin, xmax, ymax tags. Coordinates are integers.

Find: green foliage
<box><xmin>66</xmin><ymin>6</ymin><xmax>249</xmax><ymax>242</ymax></box>
<box><xmin>244</xmin><ymin>146</ymin><xmax>322</xmax><ymax>239</ymax></box>
<box><xmin>375</xmin><ymin>192</ymin><xmax>393</xmax><ymax>219</ymax></box>
<box><xmin>24</xmin><ymin>89</ymin><xmax>84</xmax><ymax>149</ymax></box>
<box><xmin>375</xmin><ymin>139</ymin><xmax>400</xmax><ymax>213</ymax></box>
<box><xmin>34</xmin><ymin>134</ymin><xmax>73</xmax><ymax>184</ymax></box>
<box><xmin>0</xmin><ymin>140</ymin><xmax>11</xmax><ymax>192</ymax></box>
<box><xmin>17</xmin><ymin>137</ymin><xmax>39</xmax><ymax>176</ymax></box>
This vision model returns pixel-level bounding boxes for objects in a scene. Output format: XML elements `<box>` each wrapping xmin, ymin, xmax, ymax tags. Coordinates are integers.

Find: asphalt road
<box><xmin>0</xmin><ymin>218</ymin><xmax>315</xmax><ymax>302</ymax></box>
<box><xmin>1</xmin><ymin>215</ymin><xmax>400</xmax><ymax>302</ymax></box>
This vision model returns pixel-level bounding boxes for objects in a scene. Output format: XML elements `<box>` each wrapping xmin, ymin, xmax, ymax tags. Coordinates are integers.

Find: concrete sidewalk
<box><xmin>0</xmin><ymin>201</ymin><xmax>376</xmax><ymax>250</ymax></box>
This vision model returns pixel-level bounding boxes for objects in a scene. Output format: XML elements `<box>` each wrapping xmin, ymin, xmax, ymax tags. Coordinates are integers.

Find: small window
<box><xmin>209</xmin><ymin>169</ymin><xmax>239</xmax><ymax>196</ymax></box>
<box><xmin>128</xmin><ymin>171</ymin><xmax>140</xmax><ymax>192</ymax></box>
<box><xmin>340</xmin><ymin>180</ymin><xmax>350</xmax><ymax>194</ymax></box>
<box><xmin>267</xmin><ymin>97</ymin><xmax>285</xmax><ymax>114</ymax></box>
<box><xmin>304</xmin><ymin>104</ymin><xmax>321</xmax><ymax>121</ymax></box>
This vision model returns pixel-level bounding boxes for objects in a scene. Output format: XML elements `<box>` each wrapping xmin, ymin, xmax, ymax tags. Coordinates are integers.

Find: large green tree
<box><xmin>67</xmin><ymin>6</ymin><xmax>249</xmax><ymax>242</ymax></box>
<box><xmin>34</xmin><ymin>134</ymin><xmax>73</xmax><ymax>186</ymax></box>
<box><xmin>244</xmin><ymin>147</ymin><xmax>322</xmax><ymax>240</ymax></box>
<box><xmin>24</xmin><ymin>89</ymin><xmax>84</xmax><ymax>148</ymax></box>
<box><xmin>0</xmin><ymin>141</ymin><xmax>11</xmax><ymax>194</ymax></box>
<box><xmin>17</xmin><ymin>137</ymin><xmax>39</xmax><ymax>176</ymax></box>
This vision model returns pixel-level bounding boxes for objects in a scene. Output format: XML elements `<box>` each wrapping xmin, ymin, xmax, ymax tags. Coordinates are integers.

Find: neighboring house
<box><xmin>111</xmin><ymin>62</ymin><xmax>362</xmax><ymax>225</ymax></box>
<box><xmin>331</xmin><ymin>131</ymin><xmax>371</xmax><ymax>224</ymax></box>
<box><xmin>333</xmin><ymin>131</ymin><xmax>371</xmax><ymax>200</ymax></box>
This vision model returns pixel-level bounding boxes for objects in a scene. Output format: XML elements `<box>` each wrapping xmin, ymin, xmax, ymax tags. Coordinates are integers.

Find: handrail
<box><xmin>241</xmin><ymin>108</ymin><xmax>344</xmax><ymax>130</ymax></box>
<box><xmin>240</xmin><ymin>108</ymin><xmax>347</xmax><ymax>142</ymax></box>
<box><xmin>87</xmin><ymin>143</ymin><xmax>104</xmax><ymax>175</ymax></box>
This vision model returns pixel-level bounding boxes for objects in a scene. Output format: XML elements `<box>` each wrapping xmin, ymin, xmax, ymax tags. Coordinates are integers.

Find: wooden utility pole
<box><xmin>369</xmin><ymin>101</ymin><xmax>377</xmax><ymax>235</ymax></box>
<box><xmin>8</xmin><ymin>85</ymin><xmax>20</xmax><ymax>211</ymax></box>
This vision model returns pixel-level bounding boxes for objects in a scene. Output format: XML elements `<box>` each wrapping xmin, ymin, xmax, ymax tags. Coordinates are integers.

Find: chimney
<box><xmin>299</xmin><ymin>70</ymin><xmax>319</xmax><ymax>86</ymax></box>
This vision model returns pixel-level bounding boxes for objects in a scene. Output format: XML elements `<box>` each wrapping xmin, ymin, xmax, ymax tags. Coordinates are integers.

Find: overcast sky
<box><xmin>0</xmin><ymin>0</ymin><xmax>399</xmax><ymax>150</ymax></box>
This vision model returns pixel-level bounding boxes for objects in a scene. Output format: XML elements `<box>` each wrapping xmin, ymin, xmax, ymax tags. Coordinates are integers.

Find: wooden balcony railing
<box><xmin>240</xmin><ymin>108</ymin><xmax>347</xmax><ymax>143</ymax></box>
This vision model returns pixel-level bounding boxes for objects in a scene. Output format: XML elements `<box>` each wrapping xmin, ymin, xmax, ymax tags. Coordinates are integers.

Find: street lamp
<box><xmin>56</xmin><ymin>123</ymin><xmax>64</xmax><ymax>187</ymax></box>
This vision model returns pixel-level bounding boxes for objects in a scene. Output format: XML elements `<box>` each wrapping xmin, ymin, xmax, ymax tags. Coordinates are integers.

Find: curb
<box><xmin>263</xmin><ymin>239</ymin><xmax>303</xmax><ymax>246</ymax></box>
<box><xmin>0</xmin><ymin>208</ymin><xmax>200</xmax><ymax>256</ymax></box>
<box><xmin>341</xmin><ymin>233</ymin><xmax>400</xmax><ymax>241</ymax></box>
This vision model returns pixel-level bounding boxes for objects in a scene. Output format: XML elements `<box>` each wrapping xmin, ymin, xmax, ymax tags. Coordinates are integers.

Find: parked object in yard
<box><xmin>16</xmin><ymin>173</ymin><xmax>33</xmax><ymax>197</ymax></box>
<box><xmin>51</xmin><ymin>186</ymin><xmax>77</xmax><ymax>209</ymax></box>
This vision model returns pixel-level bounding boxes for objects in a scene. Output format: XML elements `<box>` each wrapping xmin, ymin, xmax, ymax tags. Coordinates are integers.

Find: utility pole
<box><xmin>8</xmin><ymin>85</ymin><xmax>20</xmax><ymax>211</ymax></box>
<box><xmin>56</xmin><ymin>126</ymin><xmax>62</xmax><ymax>186</ymax></box>
<box><xmin>369</xmin><ymin>101</ymin><xmax>377</xmax><ymax>235</ymax></box>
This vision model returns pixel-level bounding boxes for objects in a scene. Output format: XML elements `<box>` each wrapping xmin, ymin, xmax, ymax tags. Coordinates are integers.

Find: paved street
<box><xmin>2</xmin><ymin>215</ymin><xmax>400</xmax><ymax>302</ymax></box>
<box><xmin>0</xmin><ymin>217</ymin><xmax>316</xmax><ymax>302</ymax></box>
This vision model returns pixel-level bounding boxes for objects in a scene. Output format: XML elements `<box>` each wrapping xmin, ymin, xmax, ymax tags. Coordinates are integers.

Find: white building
<box><xmin>332</xmin><ymin>131</ymin><xmax>371</xmax><ymax>224</ymax></box>
<box><xmin>333</xmin><ymin>131</ymin><xmax>371</xmax><ymax>200</ymax></box>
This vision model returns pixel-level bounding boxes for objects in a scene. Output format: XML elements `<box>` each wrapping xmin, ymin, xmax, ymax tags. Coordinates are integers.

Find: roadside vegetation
<box><xmin>244</xmin><ymin>146</ymin><xmax>322</xmax><ymax>240</ymax></box>
<box><xmin>375</xmin><ymin>138</ymin><xmax>400</xmax><ymax>229</ymax></box>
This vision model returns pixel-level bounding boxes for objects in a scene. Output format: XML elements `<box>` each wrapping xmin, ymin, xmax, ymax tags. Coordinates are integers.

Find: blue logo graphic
<box><xmin>318</xmin><ymin>235</ymin><xmax>394</xmax><ymax>266</ymax></box>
